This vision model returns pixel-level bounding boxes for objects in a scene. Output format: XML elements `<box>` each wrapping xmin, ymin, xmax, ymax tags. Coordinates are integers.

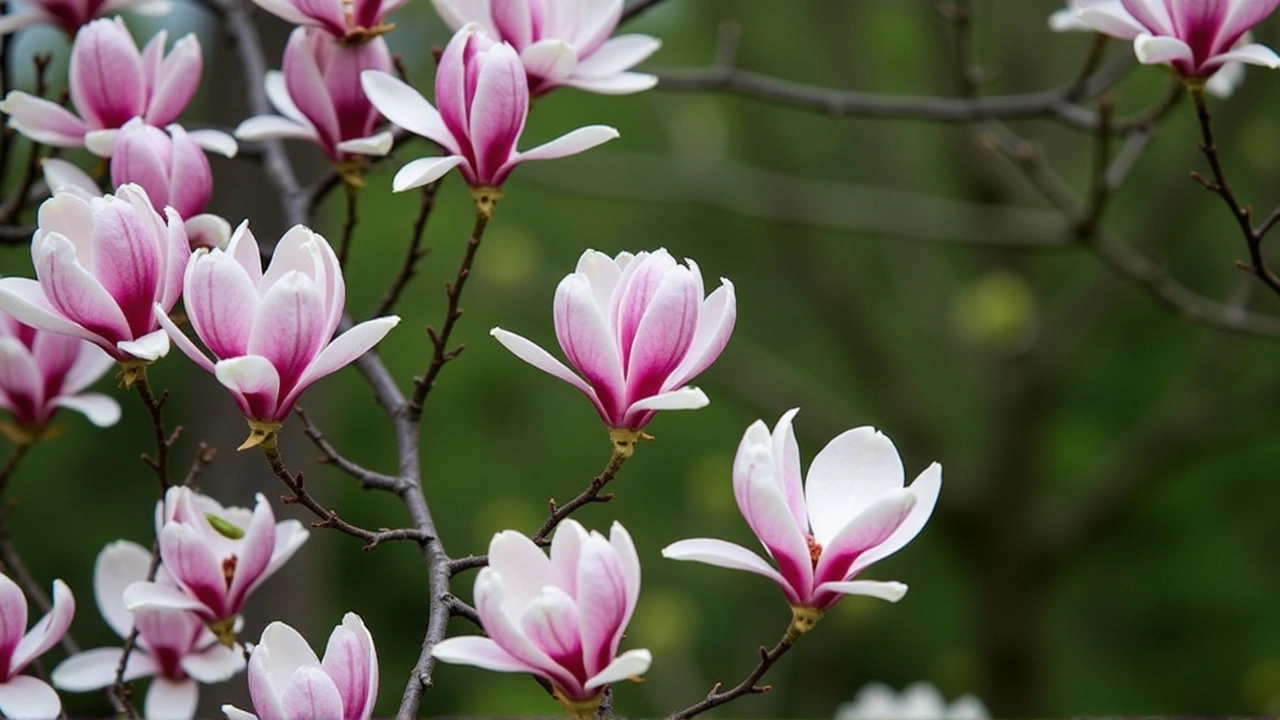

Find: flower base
<box><xmin>785</xmin><ymin>604</ymin><xmax>824</xmax><ymax>643</ymax></box>
<box><xmin>471</xmin><ymin>185</ymin><xmax>504</xmax><ymax>220</ymax></box>
<box><xmin>238</xmin><ymin>419</ymin><xmax>283</xmax><ymax>451</ymax></box>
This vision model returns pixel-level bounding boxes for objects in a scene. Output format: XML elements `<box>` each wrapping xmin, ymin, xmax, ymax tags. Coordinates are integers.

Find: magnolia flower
<box><xmin>251</xmin><ymin>0</ymin><xmax>406</xmax><ymax>40</ymax></box>
<box><xmin>51</xmin><ymin>541</ymin><xmax>244</xmax><ymax>720</ymax></box>
<box><xmin>123</xmin><ymin>487</ymin><xmax>309</xmax><ymax>644</ymax></box>
<box><xmin>111</xmin><ymin>119</ymin><xmax>213</xmax><ymax>219</ymax></box>
<box><xmin>431</xmin><ymin>0</ymin><xmax>660</xmax><ymax>95</ymax></box>
<box><xmin>1050</xmin><ymin>0</ymin><xmax>1248</xmax><ymax>97</ymax></box>
<box><xmin>835</xmin><ymin>682</ymin><xmax>989</xmax><ymax>720</ymax></box>
<box><xmin>433</xmin><ymin>520</ymin><xmax>650</xmax><ymax>715</ymax></box>
<box><xmin>360</xmin><ymin>24</ymin><xmax>618</xmax><ymax>192</ymax></box>
<box><xmin>221</xmin><ymin>614</ymin><xmax>378</xmax><ymax>720</ymax></box>
<box><xmin>0</xmin><ymin>308</ymin><xmax>119</xmax><ymax>434</ymax></box>
<box><xmin>1071</xmin><ymin>0</ymin><xmax>1280</xmax><ymax>78</ymax></box>
<box><xmin>0</xmin><ymin>20</ymin><xmax>232</xmax><ymax>156</ymax></box>
<box><xmin>40</xmin><ymin>158</ymin><xmax>231</xmax><ymax>250</ymax></box>
<box><xmin>663</xmin><ymin>411</ymin><xmax>940</xmax><ymax>632</ymax></box>
<box><xmin>491</xmin><ymin>249</ymin><xmax>734</xmax><ymax>433</ymax></box>
<box><xmin>0</xmin><ymin>0</ymin><xmax>170</xmax><ymax>37</ymax></box>
<box><xmin>236</xmin><ymin>27</ymin><xmax>394</xmax><ymax>163</ymax></box>
<box><xmin>0</xmin><ymin>184</ymin><xmax>189</xmax><ymax>363</ymax></box>
<box><xmin>155</xmin><ymin>223</ymin><xmax>400</xmax><ymax>431</ymax></box>
<box><xmin>0</xmin><ymin>574</ymin><xmax>75</xmax><ymax>720</ymax></box>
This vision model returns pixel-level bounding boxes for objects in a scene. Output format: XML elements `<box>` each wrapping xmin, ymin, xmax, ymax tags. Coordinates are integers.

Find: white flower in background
<box><xmin>835</xmin><ymin>682</ymin><xmax>988</xmax><ymax>720</ymax></box>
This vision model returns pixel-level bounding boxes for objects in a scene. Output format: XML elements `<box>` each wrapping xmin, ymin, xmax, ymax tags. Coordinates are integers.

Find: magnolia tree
<box><xmin>0</xmin><ymin>0</ymin><xmax>1276</xmax><ymax>718</ymax></box>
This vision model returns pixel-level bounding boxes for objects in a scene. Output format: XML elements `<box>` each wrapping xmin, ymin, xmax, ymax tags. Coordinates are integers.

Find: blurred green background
<box><xmin>6</xmin><ymin>0</ymin><xmax>1280</xmax><ymax>717</ymax></box>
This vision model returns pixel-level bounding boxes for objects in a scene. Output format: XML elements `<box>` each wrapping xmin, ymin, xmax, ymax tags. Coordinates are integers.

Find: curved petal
<box><xmin>804</xmin><ymin>426</ymin><xmax>905</xmax><ymax>546</ymax></box>
<box><xmin>1211</xmin><ymin>42</ymin><xmax>1280</xmax><ymax>68</ymax></box>
<box><xmin>736</xmin><ymin>443</ymin><xmax>812</xmax><ymax>602</ymax></box>
<box><xmin>116</xmin><ymin>328</ymin><xmax>170</xmax><ymax>361</ymax></box>
<box><xmin>284</xmin><ymin>316</ymin><xmax>400</xmax><ymax>412</ymax></box>
<box><xmin>575</xmin><ymin>35</ymin><xmax>660</xmax><ymax>79</ymax></box>
<box><xmin>54</xmin><ymin>392</ymin><xmax>121</xmax><ymax>426</ymax></box>
<box><xmin>122</xmin><ymin>581</ymin><xmax>207</xmax><ymax>614</ymax></box>
<box><xmin>222</xmin><ymin>704</ymin><xmax>260</xmax><ymax>720</ymax></box>
<box><xmin>0</xmin><ymin>675</ymin><xmax>62</xmax><ymax>720</ymax></box>
<box><xmin>94</xmin><ymin>540</ymin><xmax>152</xmax><ymax>639</ymax></box>
<box><xmin>262</xmin><ymin>520</ymin><xmax>309</xmax><ymax>581</ymax></box>
<box><xmin>226</xmin><ymin>493</ymin><xmax>279</xmax><ymax>611</ymax></box>
<box><xmin>812</xmin><ymin>580</ymin><xmax>908</xmax><ymax>604</ymax></box>
<box><xmin>488</xmin><ymin>531</ymin><xmax>562</xmax><ymax>609</ymax></box>
<box><xmin>623</xmin><ymin>386</ymin><xmax>707</xmax><ymax>413</ymax></box>
<box><xmin>473</xmin><ymin>568</ymin><xmax>580</xmax><ymax>694</ymax></box>
<box><xmin>281</xmin><ymin>666</ymin><xmax>344</xmax><ymax>720</ymax></box>
<box><xmin>158</xmin><ymin>523</ymin><xmax>229</xmax><ymax>618</ymax></box>
<box><xmin>622</xmin><ymin>266</ymin><xmax>698</xmax><ymax>402</ymax></box>
<box><xmin>576</xmin><ymin>534</ymin><xmax>628</xmax><ymax>677</ymax></box>
<box><xmin>1076</xmin><ymin>5</ymin><xmax>1146</xmax><ymax>38</ymax></box>
<box><xmin>181</xmin><ymin>642</ymin><xmax>246</xmax><ymax>683</ymax></box>
<box><xmin>358</xmin><ymin>71</ymin><xmax>456</xmax><ymax>150</ymax></box>
<box><xmin>489</xmin><ymin>327</ymin><xmax>598</xmax><ymax>404</ymax></box>
<box><xmin>660</xmin><ymin>538</ymin><xmax>797</xmax><ymax>604</ymax></box>
<box><xmin>509</xmin><ymin>124</ymin><xmax>618</xmax><ymax>164</ymax></box>
<box><xmin>335</xmin><ymin>131</ymin><xmax>394</xmax><ymax>157</ymax></box>
<box><xmin>52</xmin><ymin>646</ymin><xmax>157</xmax><ymax>690</ymax></box>
<box><xmin>664</xmin><ymin>279</ymin><xmax>735</xmax><ymax>391</ymax></box>
<box><xmin>41</xmin><ymin>158</ymin><xmax>102</xmax><ymax>198</ymax></box>
<box><xmin>0</xmin><ymin>278</ymin><xmax>104</xmax><ymax>348</ymax></box>
<box><xmin>812</xmin><ymin>489</ymin><xmax>916</xmax><ymax>586</ymax></box>
<box><xmin>184</xmin><ymin>250</ymin><xmax>260</xmax><ymax>361</ymax></box>
<box><xmin>0</xmin><ymin>92</ymin><xmax>88</xmax><ymax>147</ymax></box>
<box><xmin>562</xmin><ymin>71</ymin><xmax>658</xmax><ymax>95</ymax></box>
<box><xmin>1132</xmin><ymin>33</ymin><xmax>1194</xmax><ymax>66</ymax></box>
<box><xmin>431</xmin><ymin>636</ymin><xmax>532</xmax><ymax>673</ymax></box>
<box><xmin>35</xmin><ymin>233</ymin><xmax>131</xmax><ymax>345</ymax></box>
<box><xmin>583</xmin><ymin>648</ymin><xmax>650</xmax><ymax>690</ymax></box>
<box><xmin>154</xmin><ymin>306</ymin><xmax>215</xmax><ymax>374</ymax></box>
<box><xmin>320</xmin><ymin>613</ymin><xmax>376</xmax><ymax>720</ymax></box>
<box><xmin>145</xmin><ymin>677</ymin><xmax>199</xmax><ymax>720</ymax></box>
<box><xmin>250</xmin><ymin>0</ymin><xmax>313</xmax><ymax>25</ymax></box>
<box><xmin>554</xmin><ymin>273</ymin><xmax>625</xmax><ymax>423</ymax></box>
<box><xmin>390</xmin><ymin>156</ymin><xmax>465</xmax><ymax>192</ymax></box>
<box><xmin>847</xmin><ymin>463</ymin><xmax>942</xmax><ymax>577</ymax></box>
<box><xmin>0</xmin><ymin>574</ymin><xmax>27</xmax><ymax>672</ymax></box>
<box><xmin>187</xmin><ymin>128</ymin><xmax>239</xmax><ymax>158</ymax></box>
<box><xmin>520</xmin><ymin>39</ymin><xmax>578</xmax><ymax>83</ymax></box>
<box><xmin>146</xmin><ymin>34</ymin><xmax>202</xmax><ymax>126</ymax></box>
<box><xmin>12</xmin><ymin>580</ymin><xmax>75</xmax><ymax>674</ymax></box>
<box><xmin>214</xmin><ymin>355</ymin><xmax>283</xmax><ymax>420</ymax></box>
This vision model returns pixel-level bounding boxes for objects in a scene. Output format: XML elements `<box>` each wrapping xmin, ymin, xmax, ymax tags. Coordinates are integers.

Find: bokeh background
<box><xmin>6</xmin><ymin>0</ymin><xmax>1280</xmax><ymax>717</ymax></box>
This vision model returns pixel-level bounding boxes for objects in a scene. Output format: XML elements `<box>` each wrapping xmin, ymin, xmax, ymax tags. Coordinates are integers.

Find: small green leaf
<box><xmin>206</xmin><ymin>513</ymin><xmax>245</xmax><ymax>540</ymax></box>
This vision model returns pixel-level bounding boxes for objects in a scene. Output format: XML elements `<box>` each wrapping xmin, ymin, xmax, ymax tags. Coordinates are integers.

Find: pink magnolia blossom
<box><xmin>155</xmin><ymin>223</ymin><xmax>400</xmax><ymax>423</ymax></box>
<box><xmin>39</xmin><ymin>157</ymin><xmax>232</xmax><ymax>251</ymax></box>
<box><xmin>432</xmin><ymin>520</ymin><xmax>650</xmax><ymax>712</ymax></box>
<box><xmin>0</xmin><ymin>19</ymin><xmax>229</xmax><ymax>155</ymax></box>
<box><xmin>221</xmin><ymin>614</ymin><xmax>378</xmax><ymax>720</ymax></box>
<box><xmin>663</xmin><ymin>410</ymin><xmax>940</xmax><ymax>613</ymax></box>
<box><xmin>0</xmin><ymin>0</ymin><xmax>169</xmax><ymax>37</ymax></box>
<box><xmin>491</xmin><ymin>249</ymin><xmax>734</xmax><ymax>431</ymax></box>
<box><xmin>111</xmin><ymin>118</ymin><xmax>213</xmax><ymax>219</ymax></box>
<box><xmin>1072</xmin><ymin>0</ymin><xmax>1280</xmax><ymax>78</ymax></box>
<box><xmin>251</xmin><ymin>0</ymin><xmax>406</xmax><ymax>40</ymax></box>
<box><xmin>51</xmin><ymin>541</ymin><xmax>244</xmax><ymax>720</ymax></box>
<box><xmin>0</xmin><ymin>184</ymin><xmax>189</xmax><ymax>362</ymax></box>
<box><xmin>236</xmin><ymin>27</ymin><xmax>394</xmax><ymax>162</ymax></box>
<box><xmin>432</xmin><ymin>0</ymin><xmax>660</xmax><ymax>95</ymax></box>
<box><xmin>0</xmin><ymin>308</ymin><xmax>120</xmax><ymax>431</ymax></box>
<box><xmin>123</xmin><ymin>487</ymin><xmax>309</xmax><ymax>640</ymax></box>
<box><xmin>360</xmin><ymin>24</ymin><xmax>618</xmax><ymax>191</ymax></box>
<box><xmin>0</xmin><ymin>574</ymin><xmax>75</xmax><ymax>720</ymax></box>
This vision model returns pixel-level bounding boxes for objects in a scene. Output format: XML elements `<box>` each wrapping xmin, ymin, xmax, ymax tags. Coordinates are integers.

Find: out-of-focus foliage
<box><xmin>5</xmin><ymin>0</ymin><xmax>1280</xmax><ymax>717</ymax></box>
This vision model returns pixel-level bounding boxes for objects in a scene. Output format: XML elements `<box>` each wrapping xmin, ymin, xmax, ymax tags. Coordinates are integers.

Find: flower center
<box><xmin>222</xmin><ymin>555</ymin><xmax>237</xmax><ymax>589</ymax></box>
<box><xmin>807</xmin><ymin>534</ymin><xmax>822</xmax><ymax>569</ymax></box>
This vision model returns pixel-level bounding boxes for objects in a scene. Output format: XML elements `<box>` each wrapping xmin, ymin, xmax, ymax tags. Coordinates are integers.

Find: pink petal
<box><xmin>87</xmin><ymin>194</ymin><xmax>162</xmax><ymax>336</ymax></box>
<box><xmin>663</xmin><ymin>278</ymin><xmax>735</xmax><ymax>391</ymax></box>
<box><xmin>181</xmin><ymin>643</ymin><xmax>245</xmax><ymax>683</ymax></box>
<box><xmin>0</xmin><ymin>92</ymin><xmax>88</xmax><ymax>146</ymax></box>
<box><xmin>1132</xmin><ymin>33</ymin><xmax>1194</xmax><ymax>66</ymax></box>
<box><xmin>0</xmin><ymin>575</ymin><xmax>27</xmax><ymax>674</ymax></box>
<box><xmin>110</xmin><ymin>120</ymin><xmax>172</xmax><ymax>214</ymax></box>
<box><xmin>236</xmin><ymin>115</ymin><xmax>318</xmax><ymax>144</ymax></box>
<box><xmin>576</xmin><ymin>534</ymin><xmax>628</xmax><ymax>678</ymax></box>
<box><xmin>391</xmin><ymin>155</ymin><xmax>466</xmax><ymax>192</ymax></box>
<box><xmin>499</xmin><ymin>125</ymin><xmax>617</xmax><ymax>183</ymax></box>
<box><xmin>167</xmin><ymin>125</ymin><xmax>212</xmax><ymax>217</ymax></box>
<box><xmin>489</xmin><ymin>327</ymin><xmax>601</xmax><ymax>416</ymax></box>
<box><xmin>847</xmin><ymin>463</ymin><xmax>942</xmax><ymax>578</ymax></box>
<box><xmin>158</xmin><ymin>524</ymin><xmax>229</xmax><ymax>618</ymax></box>
<box><xmin>11</xmin><ymin>580</ymin><xmax>75</xmax><ymax>674</ymax></box>
<box><xmin>283</xmin><ymin>316</ymin><xmax>399</xmax><ymax>412</ymax></box>
<box><xmin>281</xmin><ymin>667</ymin><xmax>344</xmax><ymax>720</ymax></box>
<box><xmin>320</xmin><ymin>613</ymin><xmax>376</xmax><ymax>720</ymax></box>
<box><xmin>121</xmin><ymin>581</ymin><xmax>206</xmax><ymax>615</ymax></box>
<box><xmin>60</xmin><ymin>339</ymin><xmax>115</xmax><ymax>395</ymax></box>
<box><xmin>292</xmin><ymin>0</ymin><xmax>346</xmax><ymax>35</ymax></box>
<box><xmin>812</xmin><ymin>489</ymin><xmax>916</xmax><ymax>588</ymax></box>
<box><xmin>226</xmin><ymin>494</ymin><xmax>279</xmax><ymax>612</ymax></box>
<box><xmin>553</xmin><ymin>273</ymin><xmax>624</xmax><ymax>424</ymax></box>
<box><xmin>549</xmin><ymin>520</ymin><xmax>588</xmax><ymax>598</ymax></box>
<box><xmin>660</xmin><ymin>538</ymin><xmax>797</xmax><ymax>604</ymax></box>
<box><xmin>263</xmin><ymin>520</ymin><xmax>310</xmax><ymax>581</ymax></box>
<box><xmin>431</xmin><ymin>636</ymin><xmax>532</xmax><ymax>674</ymax></box>
<box><xmin>575</xmin><ymin>34</ymin><xmax>659</xmax><ymax>79</ymax></box>
<box><xmin>358</xmin><ymin>71</ymin><xmax>456</xmax><ymax>151</ymax></box>
<box><xmin>812</xmin><ymin>580</ymin><xmax>908</xmax><ymax>604</ymax></box>
<box><xmin>622</xmin><ymin>267</ymin><xmax>698</xmax><ymax>404</ymax></box>
<box><xmin>34</xmin><ymin>233</ymin><xmax>132</xmax><ymax>346</ymax></box>
<box><xmin>518</xmin><ymin>586</ymin><xmax>582</xmax><ymax>669</ymax></box>
<box><xmin>487</xmin><ymin>530</ymin><xmax>562</xmax><ymax>607</ymax></box>
<box><xmin>326</xmin><ymin>36</ymin><xmax>391</xmax><ymax>145</ymax></box>
<box><xmin>52</xmin><ymin>646</ymin><xmax>157</xmax><ymax>691</ymax></box>
<box><xmin>0</xmin><ymin>278</ymin><xmax>104</xmax><ymax>348</ymax></box>
<box><xmin>520</xmin><ymin>40</ymin><xmax>578</xmax><ymax>84</ymax></box>
<box><xmin>490</xmin><ymin>0</ymin><xmax>532</xmax><ymax>48</ymax></box>
<box><xmin>283</xmin><ymin>27</ymin><xmax>341</xmax><ymax>152</ymax></box>
<box><xmin>468</xmin><ymin>41</ymin><xmax>528</xmax><ymax>184</ymax></box>
<box><xmin>472</xmin><ymin>568</ymin><xmax>581</xmax><ymax>694</ymax></box>
<box><xmin>734</xmin><ymin>440</ymin><xmax>812</xmax><ymax>602</ymax></box>
<box><xmin>248</xmin><ymin>272</ymin><xmax>327</xmax><ymax>394</ymax></box>
<box><xmin>146</xmin><ymin>33</ymin><xmax>202</xmax><ymax>126</ymax></box>
<box><xmin>70</xmin><ymin>18</ymin><xmax>145</xmax><ymax>129</ymax></box>
<box><xmin>0</xmin><ymin>338</ymin><xmax>44</xmax><ymax>421</ymax></box>
<box><xmin>155</xmin><ymin>305</ymin><xmax>216</xmax><ymax>374</ymax></box>
<box><xmin>53</xmin><ymin>393</ymin><xmax>121</xmax><ymax>426</ymax></box>
<box><xmin>434</xmin><ymin>25</ymin><xmax>476</xmax><ymax>150</ymax></box>
<box><xmin>184</xmin><ymin>250</ymin><xmax>259</xmax><ymax>360</ymax></box>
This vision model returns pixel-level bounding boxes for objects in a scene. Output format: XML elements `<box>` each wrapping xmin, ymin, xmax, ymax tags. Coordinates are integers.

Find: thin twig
<box><xmin>259</xmin><ymin>438</ymin><xmax>431</xmax><ymax>550</ymax></box>
<box><xmin>295</xmin><ymin>407</ymin><xmax>402</xmax><ymax>493</ymax></box>
<box><xmin>0</xmin><ymin>54</ymin><xmax>52</xmax><ymax>224</ymax></box>
<box><xmin>133</xmin><ymin>367</ymin><xmax>178</xmax><ymax>494</ymax></box>
<box><xmin>339</xmin><ymin>181</ymin><xmax>359</xmax><ymax>267</ymax></box>
<box><xmin>372</xmin><ymin>181</ymin><xmax>439</xmax><ymax>319</ymax></box>
<box><xmin>668</xmin><ymin>631</ymin><xmax>796</xmax><ymax>719</ymax></box>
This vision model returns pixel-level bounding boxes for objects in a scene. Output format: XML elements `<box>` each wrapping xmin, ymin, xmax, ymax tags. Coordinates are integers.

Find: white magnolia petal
<box><xmin>335</xmin><ymin>131</ymin><xmax>394</xmax><ymax>157</ymax></box>
<box><xmin>53</xmin><ymin>393</ymin><xmax>121</xmax><ymax>427</ymax></box>
<box><xmin>813</xmin><ymin>580</ymin><xmax>908</xmax><ymax>603</ymax></box>
<box><xmin>584</xmin><ymin>648</ymin><xmax>651</xmax><ymax>690</ymax></box>
<box><xmin>392</xmin><ymin>155</ymin><xmax>466</xmax><ymax>192</ymax></box>
<box><xmin>187</xmin><ymin>129</ymin><xmax>239</xmax><ymax>158</ymax></box>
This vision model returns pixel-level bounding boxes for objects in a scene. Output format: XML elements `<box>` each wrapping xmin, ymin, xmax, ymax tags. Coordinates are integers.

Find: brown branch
<box><xmin>448</xmin><ymin>442</ymin><xmax>632</xmax><ymax>576</ymax></box>
<box><xmin>372</xmin><ymin>180</ymin><xmax>439</xmax><ymax>319</ymax></box>
<box><xmin>1188</xmin><ymin>87</ymin><xmax>1280</xmax><ymax>297</ymax></box>
<box><xmin>132</xmin><ymin>367</ymin><xmax>178</xmax><ymax>493</ymax></box>
<box><xmin>259</xmin><ymin>437</ymin><xmax>431</xmax><ymax>550</ymax></box>
<box><xmin>407</xmin><ymin>206</ymin><xmax>491</xmax><ymax>418</ymax></box>
<box><xmin>0</xmin><ymin>54</ymin><xmax>52</xmax><ymax>225</ymax></box>
<box><xmin>295</xmin><ymin>408</ymin><xmax>402</xmax><ymax>493</ymax></box>
<box><xmin>668</xmin><ymin>631</ymin><xmax>796</xmax><ymax>720</ymax></box>
<box><xmin>182</xmin><ymin>443</ymin><xmax>218</xmax><ymax>487</ymax></box>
